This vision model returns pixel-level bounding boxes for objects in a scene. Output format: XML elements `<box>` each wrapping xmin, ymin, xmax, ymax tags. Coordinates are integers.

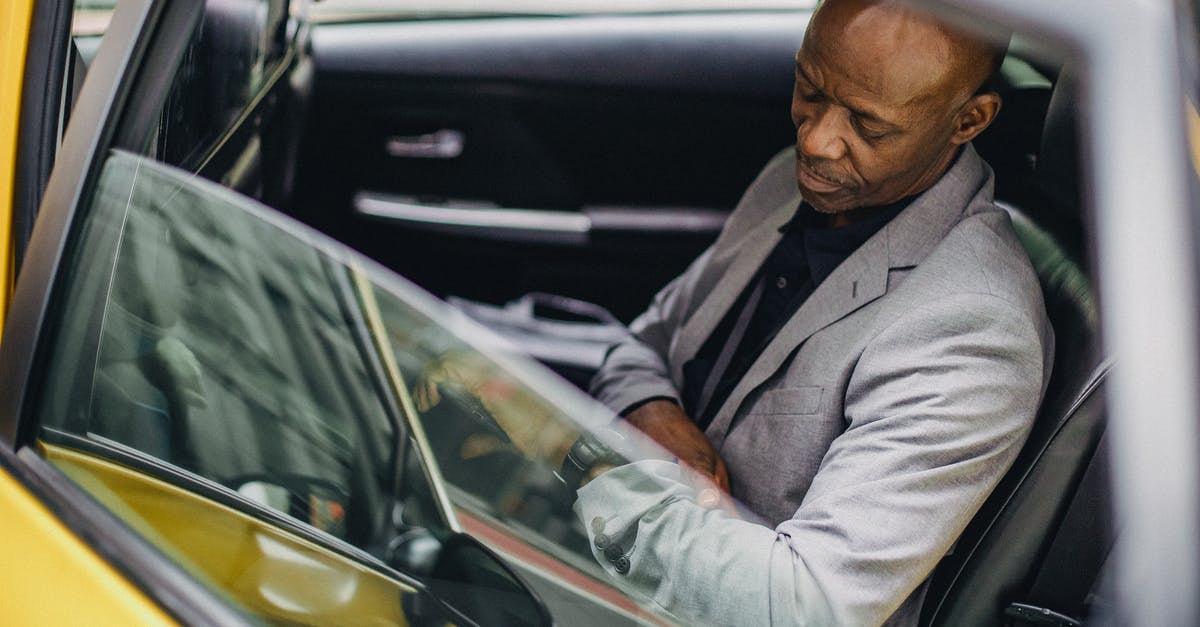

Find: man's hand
<box><xmin>624</xmin><ymin>400</ymin><xmax>731</xmax><ymax>496</ymax></box>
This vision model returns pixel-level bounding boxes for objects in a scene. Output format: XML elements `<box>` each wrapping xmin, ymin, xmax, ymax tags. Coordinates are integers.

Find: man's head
<box><xmin>792</xmin><ymin>0</ymin><xmax>1006</xmax><ymax>217</ymax></box>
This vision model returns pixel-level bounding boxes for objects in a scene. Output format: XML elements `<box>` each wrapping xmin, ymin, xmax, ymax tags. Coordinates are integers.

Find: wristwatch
<box><xmin>557</xmin><ymin>429</ymin><xmax>628</xmax><ymax>491</ymax></box>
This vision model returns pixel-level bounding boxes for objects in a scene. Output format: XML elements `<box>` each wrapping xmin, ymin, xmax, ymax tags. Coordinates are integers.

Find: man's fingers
<box><xmin>713</xmin><ymin>458</ymin><xmax>731</xmax><ymax>493</ymax></box>
<box><xmin>695</xmin><ymin>459</ymin><xmax>731</xmax><ymax>509</ymax></box>
<box><xmin>413</xmin><ymin>379</ymin><xmax>441</xmax><ymax>411</ymax></box>
<box><xmin>697</xmin><ymin>487</ymin><xmax>722</xmax><ymax>508</ymax></box>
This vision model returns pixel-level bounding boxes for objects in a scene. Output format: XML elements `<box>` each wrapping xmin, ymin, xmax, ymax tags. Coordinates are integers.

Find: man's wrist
<box><xmin>557</xmin><ymin>429</ymin><xmax>629</xmax><ymax>491</ymax></box>
<box><xmin>618</xmin><ymin>396</ymin><xmax>678</xmax><ymax>419</ymax></box>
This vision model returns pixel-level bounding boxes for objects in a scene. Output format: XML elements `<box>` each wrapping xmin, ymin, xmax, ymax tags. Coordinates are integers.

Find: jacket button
<box><xmin>591</xmin><ymin>517</ymin><xmax>606</xmax><ymax>534</ymax></box>
<box><xmin>604</xmin><ymin>543</ymin><xmax>624</xmax><ymax>562</ymax></box>
<box><xmin>594</xmin><ymin>533</ymin><xmax>611</xmax><ymax>550</ymax></box>
<box><xmin>614</xmin><ymin>556</ymin><xmax>631</xmax><ymax>574</ymax></box>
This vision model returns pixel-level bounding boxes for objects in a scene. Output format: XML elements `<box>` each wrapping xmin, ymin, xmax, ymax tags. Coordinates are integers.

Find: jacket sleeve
<box><xmin>588</xmin><ymin>246</ymin><xmax>714</xmax><ymax>414</ymax></box>
<box><xmin>574</xmin><ymin>292</ymin><xmax>1051</xmax><ymax>626</ymax></box>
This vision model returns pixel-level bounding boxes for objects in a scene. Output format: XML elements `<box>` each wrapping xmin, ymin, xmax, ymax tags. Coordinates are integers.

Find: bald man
<box><xmin>576</xmin><ymin>0</ymin><xmax>1054</xmax><ymax>624</ymax></box>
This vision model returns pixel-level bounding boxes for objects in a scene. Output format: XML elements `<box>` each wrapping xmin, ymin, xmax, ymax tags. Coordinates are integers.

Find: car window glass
<box><xmin>150</xmin><ymin>0</ymin><xmax>291</xmax><ymax>172</ymax></box>
<box><xmin>36</xmin><ymin>149</ymin><xmax>408</xmax><ymax>530</ymax></box>
<box><xmin>367</xmin><ymin>282</ymin><xmax>696</xmax><ymax>622</ymax></box>
<box><xmin>30</xmin><ymin>149</ymin><xmax>459</xmax><ymax>620</ymax></box>
<box><xmin>373</xmin><ymin>286</ymin><xmax>588</xmax><ymax>554</ymax></box>
<box><xmin>73</xmin><ymin>0</ymin><xmax>115</xmax><ymax>39</ymax></box>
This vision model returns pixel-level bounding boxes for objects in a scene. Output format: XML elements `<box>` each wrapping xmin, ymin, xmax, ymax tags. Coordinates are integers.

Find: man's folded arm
<box><xmin>575</xmin><ymin>292</ymin><xmax>1050</xmax><ymax>626</ymax></box>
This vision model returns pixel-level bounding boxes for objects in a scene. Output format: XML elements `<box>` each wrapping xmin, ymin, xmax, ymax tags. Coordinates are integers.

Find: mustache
<box><xmin>795</xmin><ymin>151</ymin><xmax>858</xmax><ymax>190</ymax></box>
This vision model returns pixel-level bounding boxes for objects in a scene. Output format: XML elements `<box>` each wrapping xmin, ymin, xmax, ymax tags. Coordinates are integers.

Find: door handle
<box><xmin>385</xmin><ymin>129</ymin><xmax>465</xmax><ymax>159</ymax></box>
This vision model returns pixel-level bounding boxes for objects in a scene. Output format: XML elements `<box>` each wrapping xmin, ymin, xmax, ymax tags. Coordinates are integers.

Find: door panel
<box><xmin>294</xmin><ymin>11</ymin><xmax>809</xmax><ymax>321</ymax></box>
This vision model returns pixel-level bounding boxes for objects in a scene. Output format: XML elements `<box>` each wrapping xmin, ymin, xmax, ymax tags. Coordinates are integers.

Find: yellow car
<box><xmin>1</xmin><ymin>0</ymin><xmax>1197</xmax><ymax>625</ymax></box>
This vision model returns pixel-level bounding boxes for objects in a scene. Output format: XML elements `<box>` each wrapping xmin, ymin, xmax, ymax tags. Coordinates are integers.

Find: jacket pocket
<box><xmin>753</xmin><ymin>386</ymin><xmax>824</xmax><ymax>416</ymax></box>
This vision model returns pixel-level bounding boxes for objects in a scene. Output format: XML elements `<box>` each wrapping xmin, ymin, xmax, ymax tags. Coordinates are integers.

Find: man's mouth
<box><xmin>797</xmin><ymin>160</ymin><xmax>848</xmax><ymax>194</ymax></box>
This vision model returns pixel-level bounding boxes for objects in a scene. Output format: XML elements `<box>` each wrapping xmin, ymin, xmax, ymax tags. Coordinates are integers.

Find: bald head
<box><xmin>808</xmin><ymin>0</ymin><xmax>1004</xmax><ymax>112</ymax></box>
<box><xmin>790</xmin><ymin>0</ymin><xmax>1006</xmax><ymax>216</ymax></box>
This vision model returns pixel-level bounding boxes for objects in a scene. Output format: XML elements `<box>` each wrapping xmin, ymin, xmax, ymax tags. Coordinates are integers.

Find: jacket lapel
<box><xmin>668</xmin><ymin>195</ymin><xmax>799</xmax><ymax>383</ymax></box>
<box><xmin>705</xmin><ymin>144</ymin><xmax>992</xmax><ymax>447</ymax></box>
<box><xmin>705</xmin><ymin>233</ymin><xmax>890</xmax><ymax>447</ymax></box>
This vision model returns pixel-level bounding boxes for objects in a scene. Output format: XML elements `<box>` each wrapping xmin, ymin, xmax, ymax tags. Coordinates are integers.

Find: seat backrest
<box><xmin>920</xmin><ymin>66</ymin><xmax>1111</xmax><ymax>626</ymax></box>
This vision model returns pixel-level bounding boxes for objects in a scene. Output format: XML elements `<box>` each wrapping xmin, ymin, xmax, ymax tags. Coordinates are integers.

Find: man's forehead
<box><xmin>801</xmin><ymin>0</ymin><xmax>960</xmax><ymax>109</ymax></box>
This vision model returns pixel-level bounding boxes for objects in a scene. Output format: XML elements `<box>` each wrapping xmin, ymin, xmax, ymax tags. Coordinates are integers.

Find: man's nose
<box><xmin>797</xmin><ymin>109</ymin><xmax>847</xmax><ymax>161</ymax></box>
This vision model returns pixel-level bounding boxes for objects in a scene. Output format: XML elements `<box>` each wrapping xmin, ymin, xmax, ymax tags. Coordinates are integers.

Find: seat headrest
<box><xmin>1037</xmin><ymin>66</ymin><xmax>1083</xmax><ymax>214</ymax></box>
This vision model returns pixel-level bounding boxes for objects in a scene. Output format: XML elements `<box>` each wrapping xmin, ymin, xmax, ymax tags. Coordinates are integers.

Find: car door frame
<box><xmin>0</xmin><ymin>0</ymin><xmax>176</xmax><ymax>447</ymax></box>
<box><xmin>0</xmin><ymin>2</ymin><xmax>266</xmax><ymax>621</ymax></box>
<box><xmin>938</xmin><ymin>0</ymin><xmax>1200</xmax><ymax>625</ymax></box>
<box><xmin>11</xmin><ymin>0</ymin><xmax>75</xmax><ymax>283</ymax></box>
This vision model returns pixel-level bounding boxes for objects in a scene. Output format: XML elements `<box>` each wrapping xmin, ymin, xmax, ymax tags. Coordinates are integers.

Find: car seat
<box><xmin>920</xmin><ymin>65</ymin><xmax>1111</xmax><ymax>626</ymax></box>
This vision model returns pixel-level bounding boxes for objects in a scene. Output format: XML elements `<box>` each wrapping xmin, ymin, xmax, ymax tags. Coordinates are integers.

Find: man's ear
<box><xmin>950</xmin><ymin>92</ymin><xmax>1002</xmax><ymax>144</ymax></box>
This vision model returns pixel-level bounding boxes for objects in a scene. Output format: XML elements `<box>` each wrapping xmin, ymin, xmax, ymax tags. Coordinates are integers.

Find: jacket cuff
<box><xmin>573</xmin><ymin>460</ymin><xmax>691</xmax><ymax>577</ymax></box>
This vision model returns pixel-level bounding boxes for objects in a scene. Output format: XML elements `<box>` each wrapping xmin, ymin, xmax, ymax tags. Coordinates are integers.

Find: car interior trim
<box><xmin>350</xmin><ymin>262</ymin><xmax>464</xmax><ymax>533</ymax></box>
<box><xmin>190</xmin><ymin>43</ymin><xmax>297</xmax><ymax>176</ymax></box>
<box><xmin>354</xmin><ymin>191</ymin><xmax>591</xmax><ymax>244</ymax></box>
<box><xmin>5</xmin><ymin>444</ymin><xmax>249</xmax><ymax>626</ymax></box>
<box><xmin>386</xmin><ymin>129</ymin><xmax>466</xmax><ymax>159</ymax></box>
<box><xmin>354</xmin><ymin>191</ymin><xmax>728</xmax><ymax>245</ymax></box>
<box><xmin>585</xmin><ymin>205</ymin><xmax>728</xmax><ymax>235</ymax></box>
<box><xmin>312</xmin><ymin>12</ymin><xmax>808</xmax><ymax>97</ymax></box>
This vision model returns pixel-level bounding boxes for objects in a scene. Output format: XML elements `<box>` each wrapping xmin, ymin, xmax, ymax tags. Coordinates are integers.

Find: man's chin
<box><xmin>796</xmin><ymin>183</ymin><xmax>856</xmax><ymax>215</ymax></box>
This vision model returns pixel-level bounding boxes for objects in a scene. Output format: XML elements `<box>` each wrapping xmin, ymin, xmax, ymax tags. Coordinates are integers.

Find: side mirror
<box><xmin>424</xmin><ymin>532</ymin><xmax>552</xmax><ymax>627</ymax></box>
<box><xmin>235</xmin><ymin>475</ymin><xmax>349</xmax><ymax>538</ymax></box>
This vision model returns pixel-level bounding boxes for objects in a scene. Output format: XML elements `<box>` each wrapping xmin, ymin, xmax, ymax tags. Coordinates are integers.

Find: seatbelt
<box><xmin>694</xmin><ymin>277</ymin><xmax>765</xmax><ymax>422</ymax></box>
<box><xmin>1005</xmin><ymin>431</ymin><xmax>1113</xmax><ymax>626</ymax></box>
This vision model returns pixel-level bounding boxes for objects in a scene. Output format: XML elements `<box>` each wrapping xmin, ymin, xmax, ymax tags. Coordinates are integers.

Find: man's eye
<box><xmin>800</xmin><ymin>89</ymin><xmax>824</xmax><ymax>104</ymax></box>
<box><xmin>794</xmin><ymin>78</ymin><xmax>824</xmax><ymax>103</ymax></box>
<box><xmin>853</xmin><ymin>118</ymin><xmax>887</xmax><ymax>141</ymax></box>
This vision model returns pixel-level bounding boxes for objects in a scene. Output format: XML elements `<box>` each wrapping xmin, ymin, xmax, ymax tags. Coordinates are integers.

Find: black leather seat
<box><xmin>920</xmin><ymin>67</ymin><xmax>1112</xmax><ymax>626</ymax></box>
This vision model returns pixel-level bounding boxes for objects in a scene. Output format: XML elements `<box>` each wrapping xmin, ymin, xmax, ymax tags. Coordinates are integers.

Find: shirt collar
<box><xmin>783</xmin><ymin>196</ymin><xmax>913</xmax><ymax>286</ymax></box>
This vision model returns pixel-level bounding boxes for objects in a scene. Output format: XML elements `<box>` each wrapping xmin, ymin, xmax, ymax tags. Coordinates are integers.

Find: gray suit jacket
<box><xmin>578</xmin><ymin>144</ymin><xmax>1055</xmax><ymax>626</ymax></box>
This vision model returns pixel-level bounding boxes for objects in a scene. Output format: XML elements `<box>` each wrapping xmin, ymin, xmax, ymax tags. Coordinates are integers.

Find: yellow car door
<box><xmin>0</xmin><ymin>0</ymin><xmax>486</xmax><ymax>624</ymax></box>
